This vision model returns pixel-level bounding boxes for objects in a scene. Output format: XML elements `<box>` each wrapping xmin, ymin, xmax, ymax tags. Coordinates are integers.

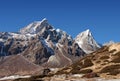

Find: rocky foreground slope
<box><xmin>53</xmin><ymin>43</ymin><xmax>120</xmax><ymax>79</ymax></box>
<box><xmin>12</xmin><ymin>43</ymin><xmax>120</xmax><ymax>81</ymax></box>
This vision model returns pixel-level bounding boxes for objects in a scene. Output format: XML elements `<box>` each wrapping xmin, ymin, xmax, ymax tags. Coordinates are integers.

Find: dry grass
<box><xmin>79</xmin><ymin>69</ymin><xmax>93</xmax><ymax>74</ymax></box>
<box><xmin>68</xmin><ymin>68</ymin><xmax>85</xmax><ymax>74</ymax></box>
<box><xmin>100</xmin><ymin>56</ymin><xmax>109</xmax><ymax>60</ymax></box>
<box><xmin>99</xmin><ymin>65</ymin><xmax>120</xmax><ymax>75</ymax></box>
<box><xmin>109</xmin><ymin>49</ymin><xmax>116</xmax><ymax>53</ymax></box>
<box><xmin>111</xmin><ymin>57</ymin><xmax>120</xmax><ymax>63</ymax></box>
<box><xmin>113</xmin><ymin>51</ymin><xmax>120</xmax><ymax>56</ymax></box>
<box><xmin>81</xmin><ymin>58</ymin><xmax>94</xmax><ymax>68</ymax></box>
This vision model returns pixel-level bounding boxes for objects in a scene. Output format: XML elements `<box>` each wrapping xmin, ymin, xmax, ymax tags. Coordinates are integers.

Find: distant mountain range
<box><xmin>0</xmin><ymin>18</ymin><xmax>101</xmax><ymax>77</ymax></box>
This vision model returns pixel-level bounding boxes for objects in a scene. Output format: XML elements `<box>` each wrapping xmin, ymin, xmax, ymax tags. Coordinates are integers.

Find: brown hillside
<box><xmin>56</xmin><ymin>43</ymin><xmax>120</xmax><ymax>79</ymax></box>
<box><xmin>0</xmin><ymin>55</ymin><xmax>43</xmax><ymax>78</ymax></box>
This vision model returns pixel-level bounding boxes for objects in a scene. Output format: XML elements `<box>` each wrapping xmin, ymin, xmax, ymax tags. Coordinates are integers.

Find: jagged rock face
<box><xmin>0</xmin><ymin>18</ymin><xmax>85</xmax><ymax>67</ymax></box>
<box><xmin>47</xmin><ymin>42</ymin><xmax>85</xmax><ymax>67</ymax></box>
<box><xmin>75</xmin><ymin>29</ymin><xmax>101</xmax><ymax>54</ymax></box>
<box><xmin>22</xmin><ymin>36</ymin><xmax>54</xmax><ymax>65</ymax></box>
<box><xmin>57</xmin><ymin>43</ymin><xmax>120</xmax><ymax>79</ymax></box>
<box><xmin>0</xmin><ymin>38</ymin><xmax>27</xmax><ymax>56</ymax></box>
<box><xmin>0</xmin><ymin>32</ymin><xmax>36</xmax><ymax>56</ymax></box>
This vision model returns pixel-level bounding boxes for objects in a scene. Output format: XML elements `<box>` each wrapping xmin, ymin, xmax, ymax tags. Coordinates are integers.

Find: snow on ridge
<box><xmin>40</xmin><ymin>18</ymin><xmax>47</xmax><ymax>23</ymax></box>
<box><xmin>75</xmin><ymin>29</ymin><xmax>101</xmax><ymax>54</ymax></box>
<box><xmin>0</xmin><ymin>39</ymin><xmax>4</xmax><ymax>42</ymax></box>
<box><xmin>40</xmin><ymin>37</ymin><xmax>54</xmax><ymax>54</ymax></box>
<box><xmin>9</xmin><ymin>32</ymin><xmax>36</xmax><ymax>40</ymax></box>
<box><xmin>0</xmin><ymin>75</ymin><xmax>31</xmax><ymax>80</ymax></box>
<box><xmin>19</xmin><ymin>18</ymin><xmax>49</xmax><ymax>34</ymax></box>
<box><xmin>56</xmin><ymin>29</ymin><xmax>61</xmax><ymax>33</ymax></box>
<box><xmin>76</xmin><ymin>29</ymin><xmax>91</xmax><ymax>38</ymax></box>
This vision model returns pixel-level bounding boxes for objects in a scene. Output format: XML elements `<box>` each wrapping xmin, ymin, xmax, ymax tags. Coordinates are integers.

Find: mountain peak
<box><xmin>41</xmin><ymin>18</ymin><xmax>47</xmax><ymax>22</ymax></box>
<box><xmin>86</xmin><ymin>29</ymin><xmax>90</xmax><ymax>32</ymax></box>
<box><xmin>19</xmin><ymin>18</ymin><xmax>50</xmax><ymax>34</ymax></box>
<box><xmin>76</xmin><ymin>29</ymin><xmax>92</xmax><ymax>39</ymax></box>
<box><xmin>82</xmin><ymin>29</ymin><xmax>91</xmax><ymax>37</ymax></box>
<box><xmin>35</xmin><ymin>18</ymin><xmax>48</xmax><ymax>24</ymax></box>
<box><xmin>75</xmin><ymin>29</ymin><xmax>101</xmax><ymax>54</ymax></box>
<box><xmin>85</xmin><ymin>29</ymin><xmax>90</xmax><ymax>33</ymax></box>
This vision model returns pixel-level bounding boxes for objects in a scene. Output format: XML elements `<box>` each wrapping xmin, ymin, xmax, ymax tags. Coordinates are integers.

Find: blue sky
<box><xmin>0</xmin><ymin>0</ymin><xmax>120</xmax><ymax>44</ymax></box>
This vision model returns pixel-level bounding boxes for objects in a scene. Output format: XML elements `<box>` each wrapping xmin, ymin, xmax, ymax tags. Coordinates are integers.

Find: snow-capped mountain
<box><xmin>20</xmin><ymin>18</ymin><xmax>50</xmax><ymax>34</ymax></box>
<box><xmin>0</xmin><ymin>18</ymin><xmax>103</xmax><ymax>77</ymax></box>
<box><xmin>75</xmin><ymin>29</ymin><xmax>101</xmax><ymax>54</ymax></box>
<box><xmin>0</xmin><ymin>18</ymin><xmax>85</xmax><ymax>68</ymax></box>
